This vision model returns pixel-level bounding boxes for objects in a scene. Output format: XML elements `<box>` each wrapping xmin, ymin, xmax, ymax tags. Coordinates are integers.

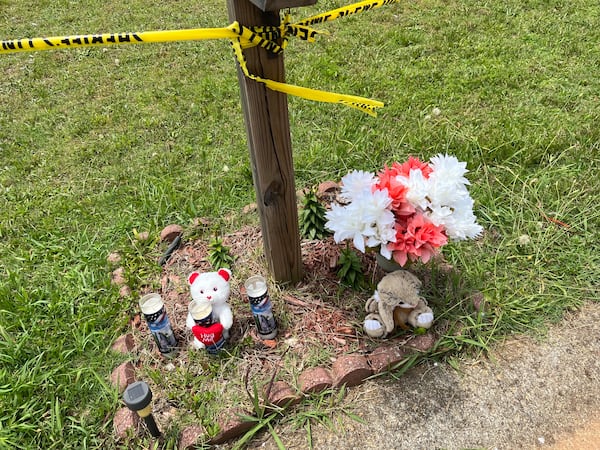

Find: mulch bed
<box><xmin>132</xmin><ymin>225</ymin><xmax>381</xmax><ymax>363</ymax></box>
<box><xmin>121</xmin><ymin>223</ymin><xmax>456</xmax><ymax>443</ymax></box>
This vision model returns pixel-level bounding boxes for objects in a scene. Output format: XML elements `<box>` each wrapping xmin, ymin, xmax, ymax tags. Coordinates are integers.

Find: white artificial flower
<box><xmin>416</xmin><ymin>153</ymin><xmax>483</xmax><ymax>240</ymax></box>
<box><xmin>398</xmin><ymin>169</ymin><xmax>431</xmax><ymax>211</ymax></box>
<box><xmin>427</xmin><ymin>176</ymin><xmax>470</xmax><ymax>208</ymax></box>
<box><xmin>441</xmin><ymin>207</ymin><xmax>483</xmax><ymax>240</ymax></box>
<box><xmin>339</xmin><ymin>170</ymin><xmax>375</xmax><ymax>202</ymax></box>
<box><xmin>325</xmin><ymin>203</ymin><xmax>367</xmax><ymax>251</ymax></box>
<box><xmin>351</xmin><ymin>188</ymin><xmax>396</xmax><ymax>249</ymax></box>
<box><xmin>425</xmin><ymin>204</ymin><xmax>453</xmax><ymax>227</ymax></box>
<box><xmin>429</xmin><ymin>154</ymin><xmax>470</xmax><ymax>187</ymax></box>
<box><xmin>428</xmin><ymin>155</ymin><xmax>472</xmax><ymax>206</ymax></box>
<box><xmin>379</xmin><ymin>243</ymin><xmax>393</xmax><ymax>260</ymax></box>
<box><xmin>325</xmin><ymin>186</ymin><xmax>396</xmax><ymax>253</ymax></box>
<box><xmin>452</xmin><ymin>194</ymin><xmax>475</xmax><ymax>211</ymax></box>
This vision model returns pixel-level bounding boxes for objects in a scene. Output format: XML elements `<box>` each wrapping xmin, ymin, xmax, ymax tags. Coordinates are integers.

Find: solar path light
<box><xmin>123</xmin><ymin>381</ymin><xmax>161</xmax><ymax>438</ymax></box>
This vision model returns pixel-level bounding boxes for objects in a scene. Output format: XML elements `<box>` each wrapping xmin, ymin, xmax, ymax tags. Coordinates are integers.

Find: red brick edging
<box><xmin>110</xmin><ymin>332</ymin><xmax>437</xmax><ymax>447</ymax></box>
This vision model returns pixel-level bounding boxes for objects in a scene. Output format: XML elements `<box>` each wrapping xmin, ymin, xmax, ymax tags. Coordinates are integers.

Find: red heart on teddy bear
<box><xmin>192</xmin><ymin>323</ymin><xmax>224</xmax><ymax>345</ymax></box>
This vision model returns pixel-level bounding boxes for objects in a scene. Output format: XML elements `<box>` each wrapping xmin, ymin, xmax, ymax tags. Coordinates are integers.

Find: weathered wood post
<box><xmin>227</xmin><ymin>0</ymin><xmax>316</xmax><ymax>283</ymax></box>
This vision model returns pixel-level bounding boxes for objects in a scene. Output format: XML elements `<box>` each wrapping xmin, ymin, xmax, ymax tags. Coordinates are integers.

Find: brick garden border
<box><xmin>111</xmin><ymin>330</ymin><xmax>438</xmax><ymax>448</ymax></box>
<box><xmin>109</xmin><ymin>224</ymin><xmax>448</xmax><ymax>448</ymax></box>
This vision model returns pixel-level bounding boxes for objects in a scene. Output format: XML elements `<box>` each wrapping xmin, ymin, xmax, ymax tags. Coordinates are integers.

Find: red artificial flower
<box><xmin>395</xmin><ymin>156</ymin><xmax>433</xmax><ymax>179</ymax></box>
<box><xmin>375</xmin><ymin>165</ymin><xmax>413</xmax><ymax>214</ymax></box>
<box><xmin>386</xmin><ymin>213</ymin><xmax>447</xmax><ymax>266</ymax></box>
<box><xmin>375</xmin><ymin>157</ymin><xmax>433</xmax><ymax>216</ymax></box>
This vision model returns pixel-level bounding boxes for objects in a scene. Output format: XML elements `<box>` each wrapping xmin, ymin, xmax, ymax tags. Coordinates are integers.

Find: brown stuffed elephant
<box><xmin>364</xmin><ymin>270</ymin><xmax>433</xmax><ymax>338</ymax></box>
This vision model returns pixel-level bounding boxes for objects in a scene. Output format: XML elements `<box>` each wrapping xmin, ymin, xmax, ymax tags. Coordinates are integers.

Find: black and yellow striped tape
<box><xmin>0</xmin><ymin>0</ymin><xmax>400</xmax><ymax>115</ymax></box>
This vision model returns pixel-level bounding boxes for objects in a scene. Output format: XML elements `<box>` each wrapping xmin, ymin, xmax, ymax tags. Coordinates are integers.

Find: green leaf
<box><xmin>268</xmin><ymin>423</ymin><xmax>286</xmax><ymax>450</ymax></box>
<box><xmin>299</xmin><ymin>187</ymin><xmax>329</xmax><ymax>240</ymax></box>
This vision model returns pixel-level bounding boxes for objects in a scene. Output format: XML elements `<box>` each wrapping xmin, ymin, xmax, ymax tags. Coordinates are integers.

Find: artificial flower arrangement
<box><xmin>325</xmin><ymin>154</ymin><xmax>483</xmax><ymax>267</ymax></box>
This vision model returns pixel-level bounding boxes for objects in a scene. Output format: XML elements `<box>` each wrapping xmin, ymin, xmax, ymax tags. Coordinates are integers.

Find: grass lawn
<box><xmin>1</xmin><ymin>0</ymin><xmax>599</xmax><ymax>448</ymax></box>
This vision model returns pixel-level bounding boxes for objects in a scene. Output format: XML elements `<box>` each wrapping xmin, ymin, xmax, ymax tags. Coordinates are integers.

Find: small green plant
<box><xmin>208</xmin><ymin>236</ymin><xmax>235</xmax><ymax>269</ymax></box>
<box><xmin>230</xmin><ymin>370</ymin><xmax>285</xmax><ymax>450</ymax></box>
<box><xmin>299</xmin><ymin>188</ymin><xmax>329</xmax><ymax>240</ymax></box>
<box><xmin>288</xmin><ymin>387</ymin><xmax>365</xmax><ymax>450</ymax></box>
<box><xmin>336</xmin><ymin>245</ymin><xmax>367</xmax><ymax>290</ymax></box>
<box><xmin>232</xmin><ymin>411</ymin><xmax>283</xmax><ymax>450</ymax></box>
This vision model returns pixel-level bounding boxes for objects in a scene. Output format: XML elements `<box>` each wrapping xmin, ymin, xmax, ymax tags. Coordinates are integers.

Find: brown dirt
<box><xmin>548</xmin><ymin>417</ymin><xmax>600</xmax><ymax>450</ymax></box>
<box><xmin>130</xmin><ymin>223</ymin><xmax>599</xmax><ymax>449</ymax></box>
<box><xmin>249</xmin><ymin>301</ymin><xmax>600</xmax><ymax>450</ymax></box>
<box><xmin>130</xmin><ymin>225</ymin><xmax>412</xmax><ymax>432</ymax></box>
<box><xmin>136</xmin><ymin>225</ymin><xmax>381</xmax><ymax>357</ymax></box>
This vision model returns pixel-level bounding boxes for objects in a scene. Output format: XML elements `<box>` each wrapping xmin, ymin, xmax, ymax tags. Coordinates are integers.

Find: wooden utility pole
<box><xmin>227</xmin><ymin>0</ymin><xmax>314</xmax><ymax>283</ymax></box>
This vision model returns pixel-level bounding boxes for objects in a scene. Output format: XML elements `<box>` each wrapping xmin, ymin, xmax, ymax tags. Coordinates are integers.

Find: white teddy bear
<box><xmin>186</xmin><ymin>268</ymin><xmax>233</xmax><ymax>351</ymax></box>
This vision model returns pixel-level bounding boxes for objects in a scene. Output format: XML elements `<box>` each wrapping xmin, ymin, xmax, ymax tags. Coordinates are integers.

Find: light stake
<box><xmin>123</xmin><ymin>381</ymin><xmax>161</xmax><ymax>438</ymax></box>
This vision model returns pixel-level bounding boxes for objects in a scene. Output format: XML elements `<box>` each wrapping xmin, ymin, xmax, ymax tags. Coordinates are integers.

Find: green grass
<box><xmin>1</xmin><ymin>0</ymin><xmax>599</xmax><ymax>448</ymax></box>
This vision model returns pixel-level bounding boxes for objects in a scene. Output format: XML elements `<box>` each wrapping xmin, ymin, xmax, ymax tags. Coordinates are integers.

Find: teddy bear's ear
<box><xmin>217</xmin><ymin>268</ymin><xmax>231</xmax><ymax>282</ymax></box>
<box><xmin>188</xmin><ymin>272</ymin><xmax>200</xmax><ymax>285</ymax></box>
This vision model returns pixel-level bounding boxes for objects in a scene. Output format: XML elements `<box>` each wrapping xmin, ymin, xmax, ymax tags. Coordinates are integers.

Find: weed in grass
<box><xmin>285</xmin><ymin>387</ymin><xmax>366</xmax><ymax>450</ymax></box>
<box><xmin>299</xmin><ymin>188</ymin><xmax>330</xmax><ymax>241</ymax></box>
<box><xmin>336</xmin><ymin>245</ymin><xmax>368</xmax><ymax>291</ymax></box>
<box><xmin>208</xmin><ymin>236</ymin><xmax>236</xmax><ymax>270</ymax></box>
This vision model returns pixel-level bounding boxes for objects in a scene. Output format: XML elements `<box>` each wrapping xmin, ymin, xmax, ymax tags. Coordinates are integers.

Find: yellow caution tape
<box><xmin>0</xmin><ymin>0</ymin><xmax>398</xmax><ymax>115</ymax></box>
<box><xmin>0</xmin><ymin>27</ymin><xmax>238</xmax><ymax>54</ymax></box>
<box><xmin>295</xmin><ymin>0</ymin><xmax>400</xmax><ymax>26</ymax></box>
<box><xmin>229</xmin><ymin>22</ymin><xmax>283</xmax><ymax>54</ymax></box>
<box><xmin>230</xmin><ymin>38</ymin><xmax>382</xmax><ymax>116</ymax></box>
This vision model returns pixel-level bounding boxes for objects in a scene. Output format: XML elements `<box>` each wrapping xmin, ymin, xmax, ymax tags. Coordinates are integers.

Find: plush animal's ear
<box><xmin>217</xmin><ymin>268</ymin><xmax>231</xmax><ymax>282</ymax></box>
<box><xmin>188</xmin><ymin>272</ymin><xmax>200</xmax><ymax>285</ymax></box>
